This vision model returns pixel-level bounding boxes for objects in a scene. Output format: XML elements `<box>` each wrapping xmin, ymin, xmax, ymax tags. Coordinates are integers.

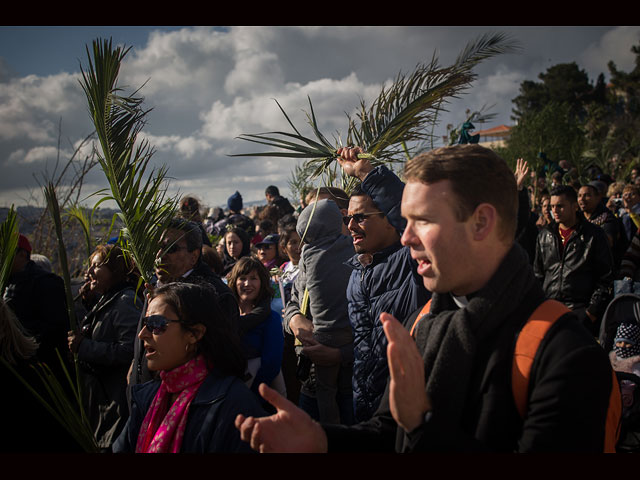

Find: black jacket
<box><xmin>77</xmin><ymin>285</ymin><xmax>142</xmax><ymax>449</ymax></box>
<box><xmin>323</xmin><ymin>244</ymin><xmax>614</xmax><ymax>452</ymax></box>
<box><xmin>114</xmin><ymin>368</ymin><xmax>266</xmax><ymax>453</ymax></box>
<box><xmin>3</xmin><ymin>260</ymin><xmax>70</xmax><ymax>374</ymax></box>
<box><xmin>533</xmin><ymin>217</ymin><xmax>614</xmax><ymax>319</ymax></box>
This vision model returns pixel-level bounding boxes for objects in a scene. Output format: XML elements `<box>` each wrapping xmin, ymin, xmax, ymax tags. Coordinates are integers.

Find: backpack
<box><xmin>410</xmin><ymin>298</ymin><xmax>622</xmax><ymax>452</ymax></box>
<box><xmin>598</xmin><ymin>292</ymin><xmax>640</xmax><ymax>452</ymax></box>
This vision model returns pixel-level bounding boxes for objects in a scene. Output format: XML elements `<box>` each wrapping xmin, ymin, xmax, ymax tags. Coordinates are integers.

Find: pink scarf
<box><xmin>135</xmin><ymin>355</ymin><xmax>209</xmax><ymax>453</ymax></box>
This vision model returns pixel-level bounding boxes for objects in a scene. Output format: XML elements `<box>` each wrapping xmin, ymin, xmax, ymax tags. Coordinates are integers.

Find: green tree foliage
<box><xmin>497</xmin><ymin>101</ymin><xmax>585</xmax><ymax>176</ymax></box>
<box><xmin>584</xmin><ymin>43</ymin><xmax>640</xmax><ymax>180</ymax></box>
<box><xmin>511</xmin><ymin>62</ymin><xmax>598</xmax><ymax>122</ymax></box>
<box><xmin>503</xmin><ymin>43</ymin><xmax>640</xmax><ymax>185</ymax></box>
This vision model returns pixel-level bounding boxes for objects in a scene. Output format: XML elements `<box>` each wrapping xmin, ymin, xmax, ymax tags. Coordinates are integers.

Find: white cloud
<box><xmin>1</xmin><ymin>26</ymin><xmax>633</xmax><ymax>210</ymax></box>
<box><xmin>7</xmin><ymin>145</ymin><xmax>67</xmax><ymax>165</ymax></box>
<box><xmin>580</xmin><ymin>26</ymin><xmax>640</xmax><ymax>78</ymax></box>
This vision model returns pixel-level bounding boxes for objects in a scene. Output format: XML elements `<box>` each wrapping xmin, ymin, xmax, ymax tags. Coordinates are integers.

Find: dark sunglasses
<box><xmin>142</xmin><ymin>314</ymin><xmax>180</xmax><ymax>335</ymax></box>
<box><xmin>161</xmin><ymin>243</ymin><xmax>187</xmax><ymax>255</ymax></box>
<box><xmin>342</xmin><ymin>211</ymin><xmax>384</xmax><ymax>226</ymax></box>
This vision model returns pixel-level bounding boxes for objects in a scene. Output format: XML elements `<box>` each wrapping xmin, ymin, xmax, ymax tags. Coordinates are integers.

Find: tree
<box><xmin>511</xmin><ymin>62</ymin><xmax>597</xmax><ymax>123</ymax></box>
<box><xmin>497</xmin><ymin>101</ymin><xmax>585</xmax><ymax>178</ymax></box>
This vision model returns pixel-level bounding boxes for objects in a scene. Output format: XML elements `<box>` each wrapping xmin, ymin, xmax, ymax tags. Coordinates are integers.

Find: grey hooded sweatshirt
<box><xmin>293</xmin><ymin>198</ymin><xmax>355</xmax><ymax>349</ymax></box>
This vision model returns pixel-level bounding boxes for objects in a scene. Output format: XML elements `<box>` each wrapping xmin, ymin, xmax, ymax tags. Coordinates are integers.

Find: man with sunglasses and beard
<box><xmin>337</xmin><ymin>147</ymin><xmax>431</xmax><ymax>423</ymax></box>
<box><xmin>128</xmin><ymin>218</ymin><xmax>239</xmax><ymax>392</ymax></box>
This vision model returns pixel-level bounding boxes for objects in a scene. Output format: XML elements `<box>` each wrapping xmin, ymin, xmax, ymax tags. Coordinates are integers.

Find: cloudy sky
<box><xmin>1</xmin><ymin>26</ymin><xmax>639</xmax><ymax>212</ymax></box>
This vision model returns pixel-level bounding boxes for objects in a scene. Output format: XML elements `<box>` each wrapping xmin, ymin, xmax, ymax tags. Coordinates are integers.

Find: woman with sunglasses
<box><xmin>113</xmin><ymin>282</ymin><xmax>266</xmax><ymax>453</ymax></box>
<box><xmin>67</xmin><ymin>244</ymin><xmax>142</xmax><ymax>452</ymax></box>
<box><xmin>228</xmin><ymin>257</ymin><xmax>286</xmax><ymax>406</ymax></box>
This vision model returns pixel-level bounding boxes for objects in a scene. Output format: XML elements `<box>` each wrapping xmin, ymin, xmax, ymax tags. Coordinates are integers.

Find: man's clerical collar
<box><xmin>452</xmin><ymin>294</ymin><xmax>469</xmax><ymax>309</ymax></box>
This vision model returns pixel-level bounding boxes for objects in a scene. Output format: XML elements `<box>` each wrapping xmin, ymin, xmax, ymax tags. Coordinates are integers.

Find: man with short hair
<box><xmin>578</xmin><ymin>182</ymin><xmax>628</xmax><ymax>268</ymax></box>
<box><xmin>335</xmin><ymin>148</ymin><xmax>430</xmax><ymax>422</ymax></box>
<box><xmin>129</xmin><ymin>218</ymin><xmax>238</xmax><ymax>387</ymax></box>
<box><xmin>236</xmin><ymin>145</ymin><xmax>617</xmax><ymax>453</ymax></box>
<box><xmin>535</xmin><ymin>185</ymin><xmax>614</xmax><ymax>336</ymax></box>
<box><xmin>265</xmin><ymin>185</ymin><xmax>295</xmax><ymax>217</ymax></box>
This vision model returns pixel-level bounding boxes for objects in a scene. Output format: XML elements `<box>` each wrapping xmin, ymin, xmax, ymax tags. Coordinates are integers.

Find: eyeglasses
<box><xmin>142</xmin><ymin>314</ymin><xmax>180</xmax><ymax>335</ymax></box>
<box><xmin>161</xmin><ymin>243</ymin><xmax>187</xmax><ymax>255</ymax></box>
<box><xmin>342</xmin><ymin>211</ymin><xmax>384</xmax><ymax>226</ymax></box>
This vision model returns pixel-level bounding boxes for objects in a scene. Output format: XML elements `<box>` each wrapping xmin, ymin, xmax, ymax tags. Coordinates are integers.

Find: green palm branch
<box><xmin>13</xmin><ymin>182</ymin><xmax>100</xmax><ymax>452</ymax></box>
<box><xmin>230</xmin><ymin>32</ymin><xmax>520</xmax><ymax>180</ymax></box>
<box><xmin>287</xmin><ymin>162</ymin><xmax>315</xmax><ymax>205</ymax></box>
<box><xmin>0</xmin><ymin>205</ymin><xmax>19</xmax><ymax>297</ymax></box>
<box><xmin>78</xmin><ymin>38</ymin><xmax>178</xmax><ymax>285</ymax></box>
<box><xmin>66</xmin><ymin>203</ymin><xmax>94</xmax><ymax>260</ymax></box>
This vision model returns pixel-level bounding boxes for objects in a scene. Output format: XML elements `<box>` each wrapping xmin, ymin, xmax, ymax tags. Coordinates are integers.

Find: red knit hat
<box><xmin>18</xmin><ymin>234</ymin><xmax>32</xmax><ymax>253</ymax></box>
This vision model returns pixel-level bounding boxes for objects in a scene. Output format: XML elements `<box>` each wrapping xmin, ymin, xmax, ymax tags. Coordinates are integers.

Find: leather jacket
<box><xmin>533</xmin><ymin>217</ymin><xmax>614</xmax><ymax>318</ymax></box>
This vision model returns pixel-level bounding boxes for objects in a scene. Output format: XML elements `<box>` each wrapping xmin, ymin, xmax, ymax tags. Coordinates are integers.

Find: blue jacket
<box><xmin>113</xmin><ymin>369</ymin><xmax>266</xmax><ymax>453</ymax></box>
<box><xmin>242</xmin><ymin>309</ymin><xmax>284</xmax><ymax>394</ymax></box>
<box><xmin>346</xmin><ymin>166</ymin><xmax>431</xmax><ymax>422</ymax></box>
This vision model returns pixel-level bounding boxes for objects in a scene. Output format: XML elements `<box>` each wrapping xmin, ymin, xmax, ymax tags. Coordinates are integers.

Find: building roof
<box><xmin>473</xmin><ymin>124</ymin><xmax>512</xmax><ymax>137</ymax></box>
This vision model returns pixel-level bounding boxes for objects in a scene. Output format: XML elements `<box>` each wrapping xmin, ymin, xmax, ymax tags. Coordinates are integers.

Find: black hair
<box><xmin>551</xmin><ymin>184</ymin><xmax>578</xmax><ymax>203</ymax></box>
<box><xmin>149</xmin><ymin>282</ymin><xmax>247</xmax><ymax>378</ymax></box>
<box><xmin>265</xmin><ymin>185</ymin><xmax>279</xmax><ymax>197</ymax></box>
<box><xmin>168</xmin><ymin>217</ymin><xmax>203</xmax><ymax>253</ymax></box>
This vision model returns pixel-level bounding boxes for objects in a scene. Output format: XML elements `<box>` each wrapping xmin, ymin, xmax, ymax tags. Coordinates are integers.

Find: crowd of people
<box><xmin>3</xmin><ymin>146</ymin><xmax>640</xmax><ymax>453</ymax></box>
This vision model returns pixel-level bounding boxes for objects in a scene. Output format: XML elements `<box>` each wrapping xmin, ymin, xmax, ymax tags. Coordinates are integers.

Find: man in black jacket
<box><xmin>534</xmin><ymin>185</ymin><xmax>614</xmax><ymax>336</ymax></box>
<box><xmin>235</xmin><ymin>145</ymin><xmax>617</xmax><ymax>453</ymax></box>
<box><xmin>3</xmin><ymin>234</ymin><xmax>69</xmax><ymax>373</ymax></box>
<box><xmin>265</xmin><ymin>185</ymin><xmax>294</xmax><ymax>217</ymax></box>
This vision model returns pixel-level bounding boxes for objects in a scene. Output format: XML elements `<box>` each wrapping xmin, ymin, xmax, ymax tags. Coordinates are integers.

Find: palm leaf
<box><xmin>43</xmin><ymin>183</ymin><xmax>78</xmax><ymax>332</ymax></box>
<box><xmin>78</xmin><ymin>38</ymin><xmax>178</xmax><ymax>283</ymax></box>
<box><xmin>230</xmin><ymin>32</ymin><xmax>520</xmax><ymax>183</ymax></box>
<box><xmin>0</xmin><ymin>205</ymin><xmax>19</xmax><ymax>297</ymax></box>
<box><xmin>0</xmin><ymin>352</ymin><xmax>99</xmax><ymax>452</ymax></box>
<box><xmin>65</xmin><ymin>203</ymin><xmax>93</xmax><ymax>260</ymax></box>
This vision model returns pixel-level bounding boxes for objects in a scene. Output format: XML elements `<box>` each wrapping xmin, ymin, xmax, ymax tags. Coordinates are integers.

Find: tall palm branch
<box><xmin>230</xmin><ymin>32</ymin><xmax>520</xmax><ymax>181</ymax></box>
<box><xmin>0</xmin><ymin>206</ymin><xmax>19</xmax><ymax>297</ymax></box>
<box><xmin>79</xmin><ymin>38</ymin><xmax>178</xmax><ymax>285</ymax></box>
<box><xmin>65</xmin><ymin>203</ymin><xmax>94</xmax><ymax>261</ymax></box>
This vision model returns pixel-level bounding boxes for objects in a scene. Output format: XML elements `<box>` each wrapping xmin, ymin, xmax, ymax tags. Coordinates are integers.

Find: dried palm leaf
<box><xmin>0</xmin><ymin>205</ymin><xmax>19</xmax><ymax>297</ymax></box>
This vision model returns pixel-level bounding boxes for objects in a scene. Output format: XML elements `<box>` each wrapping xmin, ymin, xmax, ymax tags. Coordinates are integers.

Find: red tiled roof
<box><xmin>473</xmin><ymin>124</ymin><xmax>512</xmax><ymax>137</ymax></box>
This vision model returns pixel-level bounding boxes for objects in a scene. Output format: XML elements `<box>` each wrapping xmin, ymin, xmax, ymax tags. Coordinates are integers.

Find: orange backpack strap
<box><xmin>512</xmin><ymin>299</ymin><xmax>622</xmax><ymax>452</ymax></box>
<box><xmin>511</xmin><ymin>299</ymin><xmax>570</xmax><ymax>418</ymax></box>
<box><xmin>410</xmin><ymin>299</ymin><xmax>432</xmax><ymax>337</ymax></box>
<box><xmin>604</xmin><ymin>371</ymin><xmax>622</xmax><ymax>453</ymax></box>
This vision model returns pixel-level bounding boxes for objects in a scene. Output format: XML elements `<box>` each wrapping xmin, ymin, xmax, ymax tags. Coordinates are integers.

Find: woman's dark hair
<box><xmin>148</xmin><ymin>282</ymin><xmax>247</xmax><ymax>378</ymax></box>
<box><xmin>90</xmin><ymin>244</ymin><xmax>140</xmax><ymax>290</ymax></box>
<box><xmin>227</xmin><ymin>256</ymin><xmax>273</xmax><ymax>306</ymax></box>
<box><xmin>278</xmin><ymin>225</ymin><xmax>300</xmax><ymax>259</ymax></box>
<box><xmin>223</xmin><ymin>227</ymin><xmax>251</xmax><ymax>258</ymax></box>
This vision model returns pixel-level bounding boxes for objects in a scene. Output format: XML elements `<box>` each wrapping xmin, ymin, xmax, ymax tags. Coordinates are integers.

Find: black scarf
<box><xmin>412</xmin><ymin>243</ymin><xmax>540</xmax><ymax>440</ymax></box>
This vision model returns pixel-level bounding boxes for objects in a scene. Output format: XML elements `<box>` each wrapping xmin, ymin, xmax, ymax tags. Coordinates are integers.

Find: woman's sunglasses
<box><xmin>142</xmin><ymin>314</ymin><xmax>180</xmax><ymax>335</ymax></box>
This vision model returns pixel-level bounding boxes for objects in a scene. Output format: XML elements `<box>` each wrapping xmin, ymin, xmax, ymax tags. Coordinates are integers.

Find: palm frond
<box><xmin>43</xmin><ymin>183</ymin><xmax>78</xmax><ymax>332</ymax></box>
<box><xmin>287</xmin><ymin>162</ymin><xmax>315</xmax><ymax>204</ymax></box>
<box><xmin>0</xmin><ymin>206</ymin><xmax>19</xmax><ymax>297</ymax></box>
<box><xmin>0</xmin><ymin>352</ymin><xmax>99</xmax><ymax>452</ymax></box>
<box><xmin>78</xmin><ymin>38</ymin><xmax>178</xmax><ymax>283</ymax></box>
<box><xmin>229</xmin><ymin>32</ymin><xmax>520</xmax><ymax>185</ymax></box>
<box><xmin>65</xmin><ymin>203</ymin><xmax>93</xmax><ymax>260</ymax></box>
